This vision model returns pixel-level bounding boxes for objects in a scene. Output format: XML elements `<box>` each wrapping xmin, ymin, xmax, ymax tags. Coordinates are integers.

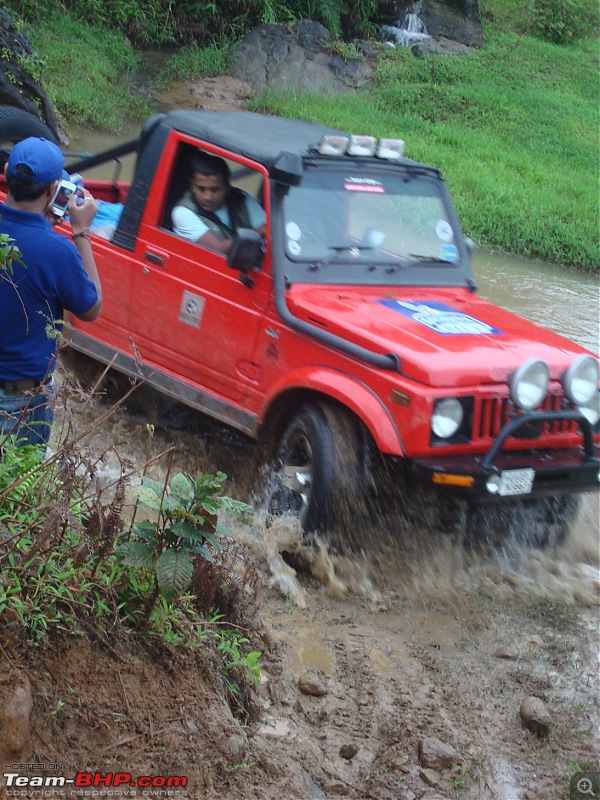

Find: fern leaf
<box><xmin>156</xmin><ymin>549</ymin><xmax>193</xmax><ymax>601</ymax></box>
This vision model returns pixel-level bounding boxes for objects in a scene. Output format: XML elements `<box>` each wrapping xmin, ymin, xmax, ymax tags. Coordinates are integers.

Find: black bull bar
<box><xmin>412</xmin><ymin>410</ymin><xmax>600</xmax><ymax>503</ymax></box>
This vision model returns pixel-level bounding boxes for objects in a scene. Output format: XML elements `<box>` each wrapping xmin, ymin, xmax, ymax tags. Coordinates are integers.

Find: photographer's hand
<box><xmin>67</xmin><ymin>188</ymin><xmax>102</xmax><ymax>320</ymax></box>
<box><xmin>68</xmin><ymin>188</ymin><xmax>98</xmax><ymax>235</ymax></box>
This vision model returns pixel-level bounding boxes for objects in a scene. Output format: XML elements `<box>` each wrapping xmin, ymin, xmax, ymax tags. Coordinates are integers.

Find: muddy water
<box><xmin>474</xmin><ymin>249</ymin><xmax>599</xmax><ymax>355</ymax></box>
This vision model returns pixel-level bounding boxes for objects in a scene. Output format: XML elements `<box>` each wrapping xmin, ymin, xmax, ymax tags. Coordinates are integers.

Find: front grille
<box><xmin>475</xmin><ymin>392</ymin><xmax>577</xmax><ymax>443</ymax></box>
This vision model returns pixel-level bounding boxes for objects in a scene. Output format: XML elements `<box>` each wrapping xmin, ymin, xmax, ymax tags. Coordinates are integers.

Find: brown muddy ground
<box><xmin>1</xmin><ymin>79</ymin><xmax>599</xmax><ymax>800</ymax></box>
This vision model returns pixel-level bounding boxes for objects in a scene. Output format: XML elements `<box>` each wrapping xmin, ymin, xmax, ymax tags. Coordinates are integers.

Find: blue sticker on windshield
<box><xmin>378</xmin><ymin>299</ymin><xmax>505</xmax><ymax>335</ymax></box>
<box><xmin>441</xmin><ymin>244</ymin><xmax>459</xmax><ymax>262</ymax></box>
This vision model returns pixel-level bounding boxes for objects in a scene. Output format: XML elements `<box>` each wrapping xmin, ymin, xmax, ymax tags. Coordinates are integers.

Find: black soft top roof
<box><xmin>159</xmin><ymin>110</ymin><xmax>344</xmax><ymax>168</ymax></box>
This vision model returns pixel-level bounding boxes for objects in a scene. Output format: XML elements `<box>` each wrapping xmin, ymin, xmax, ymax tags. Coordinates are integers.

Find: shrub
<box><xmin>530</xmin><ymin>0</ymin><xmax>599</xmax><ymax>43</ymax></box>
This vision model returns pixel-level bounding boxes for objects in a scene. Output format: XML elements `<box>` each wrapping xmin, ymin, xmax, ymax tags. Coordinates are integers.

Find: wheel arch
<box><xmin>258</xmin><ymin>368</ymin><xmax>405</xmax><ymax>458</ymax></box>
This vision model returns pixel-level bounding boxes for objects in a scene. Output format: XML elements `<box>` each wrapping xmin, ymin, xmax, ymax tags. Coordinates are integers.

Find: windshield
<box><xmin>282</xmin><ymin>166</ymin><xmax>461</xmax><ymax>268</ymax></box>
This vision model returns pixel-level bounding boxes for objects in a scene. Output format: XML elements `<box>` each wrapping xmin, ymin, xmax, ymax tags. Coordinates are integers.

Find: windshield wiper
<box><xmin>407</xmin><ymin>253</ymin><xmax>456</xmax><ymax>265</ymax></box>
<box><xmin>328</xmin><ymin>244</ymin><xmax>376</xmax><ymax>255</ymax></box>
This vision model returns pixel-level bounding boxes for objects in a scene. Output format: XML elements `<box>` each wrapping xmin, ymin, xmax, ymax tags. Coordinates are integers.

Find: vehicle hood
<box><xmin>285</xmin><ymin>285</ymin><xmax>593</xmax><ymax>388</ymax></box>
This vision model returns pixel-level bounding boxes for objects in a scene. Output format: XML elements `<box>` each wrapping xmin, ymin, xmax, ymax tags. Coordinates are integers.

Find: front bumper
<box><xmin>411</xmin><ymin>410</ymin><xmax>600</xmax><ymax>504</ymax></box>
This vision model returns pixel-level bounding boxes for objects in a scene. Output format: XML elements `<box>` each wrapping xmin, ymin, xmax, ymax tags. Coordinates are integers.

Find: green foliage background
<box><xmin>0</xmin><ymin>0</ymin><xmax>598</xmax><ymax>268</ymax></box>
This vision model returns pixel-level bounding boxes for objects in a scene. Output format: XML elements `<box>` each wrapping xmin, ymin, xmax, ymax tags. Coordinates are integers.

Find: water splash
<box><xmin>382</xmin><ymin>3</ymin><xmax>431</xmax><ymax>48</ymax></box>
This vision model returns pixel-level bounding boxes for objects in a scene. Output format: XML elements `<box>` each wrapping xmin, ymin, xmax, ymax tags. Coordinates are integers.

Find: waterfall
<box><xmin>381</xmin><ymin>4</ymin><xmax>431</xmax><ymax>48</ymax></box>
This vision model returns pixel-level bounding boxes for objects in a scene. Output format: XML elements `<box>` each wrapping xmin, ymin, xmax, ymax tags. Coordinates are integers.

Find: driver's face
<box><xmin>190</xmin><ymin>171</ymin><xmax>228</xmax><ymax>212</ymax></box>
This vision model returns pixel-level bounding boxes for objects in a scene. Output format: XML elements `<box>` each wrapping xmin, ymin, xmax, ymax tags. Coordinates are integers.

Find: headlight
<box><xmin>510</xmin><ymin>359</ymin><xmax>550</xmax><ymax>410</ymax></box>
<box><xmin>562</xmin><ymin>354</ymin><xmax>599</xmax><ymax>406</ymax></box>
<box><xmin>432</xmin><ymin>397</ymin><xmax>464</xmax><ymax>439</ymax></box>
<box><xmin>578</xmin><ymin>391</ymin><xmax>600</xmax><ymax>426</ymax></box>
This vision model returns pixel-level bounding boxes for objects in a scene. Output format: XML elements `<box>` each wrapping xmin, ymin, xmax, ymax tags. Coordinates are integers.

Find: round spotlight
<box><xmin>562</xmin><ymin>354</ymin><xmax>599</xmax><ymax>407</ymax></box>
<box><xmin>509</xmin><ymin>359</ymin><xmax>550</xmax><ymax>411</ymax></box>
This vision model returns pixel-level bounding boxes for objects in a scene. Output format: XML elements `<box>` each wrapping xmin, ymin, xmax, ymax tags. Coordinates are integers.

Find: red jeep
<box><xmin>2</xmin><ymin>109</ymin><xmax>598</xmax><ymax>544</ymax></box>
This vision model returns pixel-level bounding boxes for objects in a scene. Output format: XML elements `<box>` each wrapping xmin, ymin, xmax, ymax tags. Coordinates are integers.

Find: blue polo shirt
<box><xmin>0</xmin><ymin>203</ymin><xmax>99</xmax><ymax>382</ymax></box>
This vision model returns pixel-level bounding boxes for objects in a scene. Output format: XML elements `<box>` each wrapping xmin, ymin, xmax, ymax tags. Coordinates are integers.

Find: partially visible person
<box><xmin>0</xmin><ymin>137</ymin><xmax>102</xmax><ymax>451</ymax></box>
<box><xmin>171</xmin><ymin>152</ymin><xmax>265</xmax><ymax>254</ymax></box>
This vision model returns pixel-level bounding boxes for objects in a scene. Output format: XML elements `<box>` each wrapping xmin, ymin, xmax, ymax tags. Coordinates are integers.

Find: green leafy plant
<box><xmin>117</xmin><ymin>471</ymin><xmax>251</xmax><ymax>608</ymax></box>
<box><xmin>530</xmin><ymin>0</ymin><xmax>599</xmax><ymax>42</ymax></box>
<box><xmin>213</xmin><ymin>624</ymin><xmax>262</xmax><ymax>686</ymax></box>
<box><xmin>0</xmin><ymin>234</ymin><xmax>23</xmax><ymax>278</ymax></box>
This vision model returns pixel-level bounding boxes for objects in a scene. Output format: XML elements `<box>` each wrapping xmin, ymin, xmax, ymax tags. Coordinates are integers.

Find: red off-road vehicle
<box><xmin>1</xmin><ymin>107</ymin><xmax>598</xmax><ymax>544</ymax></box>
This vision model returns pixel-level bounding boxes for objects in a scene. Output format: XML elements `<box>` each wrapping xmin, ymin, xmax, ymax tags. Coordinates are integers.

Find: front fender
<box><xmin>259</xmin><ymin>366</ymin><xmax>405</xmax><ymax>455</ymax></box>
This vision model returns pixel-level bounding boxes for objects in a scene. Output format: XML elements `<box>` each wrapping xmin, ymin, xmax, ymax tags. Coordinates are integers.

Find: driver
<box><xmin>171</xmin><ymin>152</ymin><xmax>265</xmax><ymax>254</ymax></box>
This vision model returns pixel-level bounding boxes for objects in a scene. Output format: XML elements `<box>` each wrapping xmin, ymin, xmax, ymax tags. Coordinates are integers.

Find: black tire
<box><xmin>270</xmin><ymin>401</ymin><xmax>364</xmax><ymax>536</ymax></box>
<box><xmin>0</xmin><ymin>105</ymin><xmax>60</xmax><ymax>146</ymax></box>
<box><xmin>466</xmin><ymin>494</ymin><xmax>580</xmax><ymax>553</ymax></box>
<box><xmin>0</xmin><ymin>105</ymin><xmax>60</xmax><ymax>173</ymax></box>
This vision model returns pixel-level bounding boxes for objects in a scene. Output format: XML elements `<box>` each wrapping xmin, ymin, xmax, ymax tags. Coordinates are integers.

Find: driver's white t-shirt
<box><xmin>172</xmin><ymin>192</ymin><xmax>265</xmax><ymax>242</ymax></box>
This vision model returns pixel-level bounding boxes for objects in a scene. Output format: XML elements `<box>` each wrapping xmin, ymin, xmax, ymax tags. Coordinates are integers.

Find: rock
<box><xmin>2</xmin><ymin>678</ymin><xmax>32</xmax><ymax>757</ymax></box>
<box><xmin>381</xmin><ymin>0</ymin><xmax>484</xmax><ymax>47</ymax></box>
<box><xmin>494</xmin><ymin>645</ymin><xmax>520</xmax><ymax>660</ymax></box>
<box><xmin>411</xmin><ymin>36</ymin><xmax>476</xmax><ymax>56</ymax></box>
<box><xmin>298</xmin><ymin>670</ymin><xmax>327</xmax><ymax>697</ymax></box>
<box><xmin>519</xmin><ymin>696</ymin><xmax>552</xmax><ymax>736</ymax></box>
<box><xmin>418</xmin><ymin>737</ymin><xmax>462</xmax><ymax>770</ymax></box>
<box><xmin>185</xmin><ymin>719</ymin><xmax>199</xmax><ymax>733</ymax></box>
<box><xmin>258</xmin><ymin>717</ymin><xmax>293</xmax><ymax>738</ymax></box>
<box><xmin>339</xmin><ymin>742</ymin><xmax>359</xmax><ymax>759</ymax></box>
<box><xmin>224</xmin><ymin>733</ymin><xmax>248</xmax><ymax>760</ymax></box>
<box><xmin>233</xmin><ymin>21</ymin><xmax>375</xmax><ymax>95</ymax></box>
<box><xmin>419</xmin><ymin>767</ymin><xmax>442</xmax><ymax>786</ymax></box>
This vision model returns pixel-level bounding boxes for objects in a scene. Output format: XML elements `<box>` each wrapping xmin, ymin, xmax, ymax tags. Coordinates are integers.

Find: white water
<box><xmin>382</xmin><ymin>6</ymin><xmax>430</xmax><ymax>48</ymax></box>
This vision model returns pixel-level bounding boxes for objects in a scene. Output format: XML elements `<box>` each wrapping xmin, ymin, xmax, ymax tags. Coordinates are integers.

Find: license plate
<box><xmin>497</xmin><ymin>468</ymin><xmax>535</xmax><ymax>496</ymax></box>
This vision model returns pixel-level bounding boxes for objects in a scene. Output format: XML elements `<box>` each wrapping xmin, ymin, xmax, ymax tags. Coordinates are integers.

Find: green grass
<box><xmin>28</xmin><ymin>12</ymin><xmax>150</xmax><ymax>131</ymax></box>
<box><xmin>157</xmin><ymin>41</ymin><xmax>235</xmax><ymax>84</ymax></box>
<box><xmin>15</xmin><ymin>0</ymin><xmax>600</xmax><ymax>269</ymax></box>
<box><xmin>250</xmin><ymin>33</ymin><xmax>599</xmax><ymax>270</ymax></box>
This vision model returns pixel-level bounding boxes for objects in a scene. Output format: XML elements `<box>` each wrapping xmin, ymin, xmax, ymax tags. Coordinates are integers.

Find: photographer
<box><xmin>0</xmin><ymin>137</ymin><xmax>102</xmax><ymax>450</ymax></box>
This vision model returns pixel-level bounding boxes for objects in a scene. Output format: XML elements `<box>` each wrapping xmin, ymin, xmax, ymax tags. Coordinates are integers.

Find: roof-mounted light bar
<box><xmin>348</xmin><ymin>135</ymin><xmax>377</xmax><ymax>156</ymax></box>
<box><xmin>377</xmin><ymin>138</ymin><xmax>405</xmax><ymax>160</ymax></box>
<box><xmin>317</xmin><ymin>135</ymin><xmax>350</xmax><ymax>156</ymax></box>
<box><xmin>317</xmin><ymin>134</ymin><xmax>406</xmax><ymax>160</ymax></box>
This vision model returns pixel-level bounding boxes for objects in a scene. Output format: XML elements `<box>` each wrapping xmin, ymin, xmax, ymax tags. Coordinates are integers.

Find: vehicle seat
<box><xmin>162</xmin><ymin>144</ymin><xmax>198</xmax><ymax>231</ymax></box>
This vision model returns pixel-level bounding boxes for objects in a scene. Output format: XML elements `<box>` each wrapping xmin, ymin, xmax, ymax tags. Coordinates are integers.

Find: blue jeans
<box><xmin>0</xmin><ymin>383</ymin><xmax>55</xmax><ymax>449</ymax></box>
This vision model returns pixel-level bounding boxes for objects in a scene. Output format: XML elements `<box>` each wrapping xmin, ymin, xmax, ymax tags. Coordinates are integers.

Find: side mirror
<box><xmin>227</xmin><ymin>228</ymin><xmax>265</xmax><ymax>287</ymax></box>
<box><xmin>464</xmin><ymin>237</ymin><xmax>476</xmax><ymax>257</ymax></box>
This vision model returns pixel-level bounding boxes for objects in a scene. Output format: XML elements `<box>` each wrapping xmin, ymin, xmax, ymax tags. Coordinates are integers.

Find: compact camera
<box><xmin>50</xmin><ymin>179</ymin><xmax>77</xmax><ymax>218</ymax></box>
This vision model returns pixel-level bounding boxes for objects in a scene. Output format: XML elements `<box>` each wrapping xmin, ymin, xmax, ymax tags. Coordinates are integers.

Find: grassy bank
<box><xmin>251</xmin><ymin>33</ymin><xmax>599</xmax><ymax>270</ymax></box>
<box><xmin>26</xmin><ymin>12</ymin><xmax>150</xmax><ymax>131</ymax></box>
<box><xmin>12</xmin><ymin>4</ymin><xmax>600</xmax><ymax>270</ymax></box>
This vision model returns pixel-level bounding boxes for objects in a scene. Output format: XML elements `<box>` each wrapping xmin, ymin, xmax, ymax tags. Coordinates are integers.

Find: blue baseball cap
<box><xmin>7</xmin><ymin>137</ymin><xmax>64</xmax><ymax>184</ymax></box>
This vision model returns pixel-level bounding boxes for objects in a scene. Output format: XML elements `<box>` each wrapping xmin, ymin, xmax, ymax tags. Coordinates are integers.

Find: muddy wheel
<box><xmin>467</xmin><ymin>494</ymin><xmax>580</xmax><ymax>552</ymax></box>
<box><xmin>269</xmin><ymin>402</ymin><xmax>364</xmax><ymax>536</ymax></box>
